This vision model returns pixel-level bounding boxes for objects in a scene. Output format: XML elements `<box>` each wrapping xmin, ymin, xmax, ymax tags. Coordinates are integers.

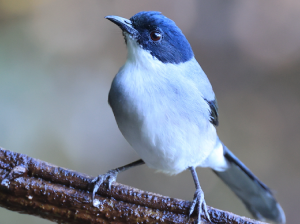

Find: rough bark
<box><xmin>0</xmin><ymin>147</ymin><xmax>267</xmax><ymax>224</ymax></box>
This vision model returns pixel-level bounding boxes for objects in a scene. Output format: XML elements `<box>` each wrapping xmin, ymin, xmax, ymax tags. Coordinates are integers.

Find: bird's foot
<box><xmin>189</xmin><ymin>188</ymin><xmax>211</xmax><ymax>223</ymax></box>
<box><xmin>91</xmin><ymin>170</ymin><xmax>118</xmax><ymax>206</ymax></box>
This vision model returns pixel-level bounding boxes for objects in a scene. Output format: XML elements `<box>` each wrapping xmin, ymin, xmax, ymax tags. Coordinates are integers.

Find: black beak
<box><xmin>105</xmin><ymin>15</ymin><xmax>139</xmax><ymax>37</ymax></box>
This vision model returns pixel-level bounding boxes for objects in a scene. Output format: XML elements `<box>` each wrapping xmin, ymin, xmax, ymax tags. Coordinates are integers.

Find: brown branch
<box><xmin>0</xmin><ymin>147</ymin><xmax>267</xmax><ymax>224</ymax></box>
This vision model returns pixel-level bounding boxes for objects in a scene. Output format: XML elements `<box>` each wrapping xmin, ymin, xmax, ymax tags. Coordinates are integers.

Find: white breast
<box><xmin>109</xmin><ymin>38</ymin><xmax>219</xmax><ymax>175</ymax></box>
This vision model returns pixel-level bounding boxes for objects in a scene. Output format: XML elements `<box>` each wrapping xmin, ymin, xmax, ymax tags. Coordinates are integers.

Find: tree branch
<box><xmin>0</xmin><ymin>147</ymin><xmax>267</xmax><ymax>224</ymax></box>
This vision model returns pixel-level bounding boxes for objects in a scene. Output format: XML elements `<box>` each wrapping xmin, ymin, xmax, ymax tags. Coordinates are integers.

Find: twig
<box><xmin>0</xmin><ymin>147</ymin><xmax>267</xmax><ymax>223</ymax></box>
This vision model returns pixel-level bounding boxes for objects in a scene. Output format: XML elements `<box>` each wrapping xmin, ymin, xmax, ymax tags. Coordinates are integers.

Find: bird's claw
<box><xmin>91</xmin><ymin>170</ymin><xmax>118</xmax><ymax>205</ymax></box>
<box><xmin>189</xmin><ymin>189</ymin><xmax>211</xmax><ymax>223</ymax></box>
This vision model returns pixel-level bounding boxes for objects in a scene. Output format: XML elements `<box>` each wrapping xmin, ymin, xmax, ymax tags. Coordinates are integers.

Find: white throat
<box><xmin>125</xmin><ymin>34</ymin><xmax>161</xmax><ymax>69</ymax></box>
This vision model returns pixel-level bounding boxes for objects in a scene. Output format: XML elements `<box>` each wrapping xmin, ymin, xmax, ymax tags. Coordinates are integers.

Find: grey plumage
<box><xmin>214</xmin><ymin>144</ymin><xmax>286</xmax><ymax>223</ymax></box>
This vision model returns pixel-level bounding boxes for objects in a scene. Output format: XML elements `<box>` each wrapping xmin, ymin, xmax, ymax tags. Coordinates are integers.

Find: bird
<box><xmin>92</xmin><ymin>11</ymin><xmax>286</xmax><ymax>224</ymax></box>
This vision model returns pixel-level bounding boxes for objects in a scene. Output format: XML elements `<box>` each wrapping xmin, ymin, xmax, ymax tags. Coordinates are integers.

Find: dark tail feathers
<box><xmin>213</xmin><ymin>144</ymin><xmax>286</xmax><ymax>224</ymax></box>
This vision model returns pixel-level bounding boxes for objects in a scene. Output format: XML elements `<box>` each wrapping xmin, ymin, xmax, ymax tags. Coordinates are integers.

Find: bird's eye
<box><xmin>150</xmin><ymin>31</ymin><xmax>162</xmax><ymax>41</ymax></box>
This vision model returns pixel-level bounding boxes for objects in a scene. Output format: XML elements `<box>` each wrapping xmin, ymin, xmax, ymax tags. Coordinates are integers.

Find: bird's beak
<box><xmin>105</xmin><ymin>15</ymin><xmax>139</xmax><ymax>37</ymax></box>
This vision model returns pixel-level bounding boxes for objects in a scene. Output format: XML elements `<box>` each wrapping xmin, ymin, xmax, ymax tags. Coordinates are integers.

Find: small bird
<box><xmin>92</xmin><ymin>11</ymin><xmax>286</xmax><ymax>224</ymax></box>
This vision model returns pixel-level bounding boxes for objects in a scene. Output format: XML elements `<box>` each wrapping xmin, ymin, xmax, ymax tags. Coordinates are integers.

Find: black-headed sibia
<box><xmin>92</xmin><ymin>11</ymin><xmax>286</xmax><ymax>224</ymax></box>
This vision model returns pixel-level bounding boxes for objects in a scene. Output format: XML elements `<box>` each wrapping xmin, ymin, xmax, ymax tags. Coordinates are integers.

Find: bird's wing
<box><xmin>204</xmin><ymin>98</ymin><xmax>219</xmax><ymax>126</ymax></box>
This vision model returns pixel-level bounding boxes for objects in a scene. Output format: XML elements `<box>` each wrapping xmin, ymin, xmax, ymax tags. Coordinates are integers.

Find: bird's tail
<box><xmin>213</xmin><ymin>144</ymin><xmax>286</xmax><ymax>224</ymax></box>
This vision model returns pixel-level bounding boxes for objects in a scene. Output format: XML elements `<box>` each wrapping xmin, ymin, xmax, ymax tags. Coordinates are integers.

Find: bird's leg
<box><xmin>189</xmin><ymin>166</ymin><xmax>211</xmax><ymax>223</ymax></box>
<box><xmin>91</xmin><ymin>159</ymin><xmax>145</xmax><ymax>205</ymax></box>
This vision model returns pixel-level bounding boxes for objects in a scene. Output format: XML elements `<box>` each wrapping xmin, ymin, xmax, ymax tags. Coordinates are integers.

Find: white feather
<box><xmin>109</xmin><ymin>36</ymin><xmax>228</xmax><ymax>174</ymax></box>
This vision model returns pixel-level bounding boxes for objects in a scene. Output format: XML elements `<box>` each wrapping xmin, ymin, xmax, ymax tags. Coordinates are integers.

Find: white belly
<box><xmin>110</xmin><ymin>73</ymin><xmax>218</xmax><ymax>174</ymax></box>
<box><xmin>116</xmin><ymin>110</ymin><xmax>217</xmax><ymax>175</ymax></box>
<box><xmin>108</xmin><ymin>56</ymin><xmax>219</xmax><ymax>174</ymax></box>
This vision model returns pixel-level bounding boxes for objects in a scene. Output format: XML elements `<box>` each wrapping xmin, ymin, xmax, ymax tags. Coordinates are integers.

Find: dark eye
<box><xmin>150</xmin><ymin>30</ymin><xmax>162</xmax><ymax>41</ymax></box>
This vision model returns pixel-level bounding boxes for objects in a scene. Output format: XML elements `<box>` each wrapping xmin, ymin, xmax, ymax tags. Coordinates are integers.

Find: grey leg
<box><xmin>189</xmin><ymin>166</ymin><xmax>211</xmax><ymax>223</ymax></box>
<box><xmin>91</xmin><ymin>159</ymin><xmax>145</xmax><ymax>204</ymax></box>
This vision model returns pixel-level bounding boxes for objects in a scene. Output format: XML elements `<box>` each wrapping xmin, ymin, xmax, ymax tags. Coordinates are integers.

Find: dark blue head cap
<box><xmin>130</xmin><ymin>11</ymin><xmax>194</xmax><ymax>64</ymax></box>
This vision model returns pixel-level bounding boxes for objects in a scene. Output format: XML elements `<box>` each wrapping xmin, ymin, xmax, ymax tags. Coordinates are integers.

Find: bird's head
<box><xmin>105</xmin><ymin>11</ymin><xmax>194</xmax><ymax>64</ymax></box>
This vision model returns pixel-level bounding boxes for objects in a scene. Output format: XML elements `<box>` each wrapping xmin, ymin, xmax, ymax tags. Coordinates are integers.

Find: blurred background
<box><xmin>0</xmin><ymin>0</ymin><xmax>299</xmax><ymax>223</ymax></box>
